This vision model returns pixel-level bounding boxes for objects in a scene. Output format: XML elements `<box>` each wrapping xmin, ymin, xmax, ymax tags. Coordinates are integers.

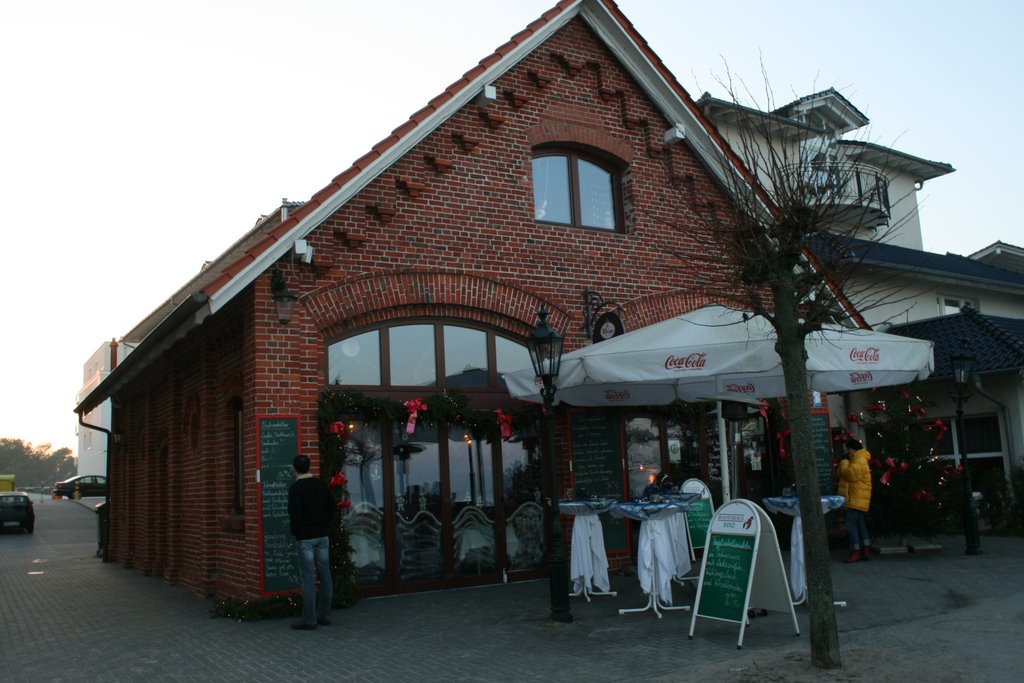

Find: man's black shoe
<box><xmin>291</xmin><ymin>621</ymin><xmax>317</xmax><ymax>630</ymax></box>
<box><xmin>317</xmin><ymin>618</ymin><xmax>332</xmax><ymax>626</ymax></box>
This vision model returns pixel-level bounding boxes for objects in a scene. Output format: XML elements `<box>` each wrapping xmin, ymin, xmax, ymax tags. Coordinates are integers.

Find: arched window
<box><xmin>327</xmin><ymin>322</ymin><xmax>531</xmax><ymax>392</ymax></box>
<box><xmin>532</xmin><ymin>148</ymin><xmax>622</xmax><ymax>230</ymax></box>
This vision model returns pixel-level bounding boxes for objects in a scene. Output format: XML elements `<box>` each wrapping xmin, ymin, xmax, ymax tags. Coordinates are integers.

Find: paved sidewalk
<box><xmin>2</xmin><ymin>499</ymin><xmax>1022</xmax><ymax>681</ymax></box>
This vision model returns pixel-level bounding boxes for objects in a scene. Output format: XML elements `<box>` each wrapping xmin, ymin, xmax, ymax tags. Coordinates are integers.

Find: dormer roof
<box><xmin>772</xmin><ymin>88</ymin><xmax>870</xmax><ymax>136</ymax></box>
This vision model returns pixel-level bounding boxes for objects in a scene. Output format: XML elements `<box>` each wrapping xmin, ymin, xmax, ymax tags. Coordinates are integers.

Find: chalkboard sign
<box><xmin>258</xmin><ymin>416</ymin><xmax>301</xmax><ymax>594</ymax></box>
<box><xmin>810</xmin><ymin>413</ymin><xmax>834</xmax><ymax>495</ymax></box>
<box><xmin>685</xmin><ymin>498</ymin><xmax>713</xmax><ymax>551</ymax></box>
<box><xmin>568</xmin><ymin>412</ymin><xmax>628</xmax><ymax>553</ymax></box>
<box><xmin>696</xmin><ymin>532</ymin><xmax>755</xmax><ymax>622</ymax></box>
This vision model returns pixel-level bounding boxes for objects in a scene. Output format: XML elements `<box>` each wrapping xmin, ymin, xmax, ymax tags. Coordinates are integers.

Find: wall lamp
<box><xmin>271</xmin><ymin>269</ymin><xmax>297</xmax><ymax>325</ymax></box>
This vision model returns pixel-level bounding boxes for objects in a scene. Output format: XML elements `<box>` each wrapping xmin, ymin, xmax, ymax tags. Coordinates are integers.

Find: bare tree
<box><xmin>659</xmin><ymin>69</ymin><xmax>930</xmax><ymax>669</ymax></box>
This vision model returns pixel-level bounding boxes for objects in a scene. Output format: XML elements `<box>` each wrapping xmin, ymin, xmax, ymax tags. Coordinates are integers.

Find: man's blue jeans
<box><xmin>296</xmin><ymin>536</ymin><xmax>332</xmax><ymax>625</ymax></box>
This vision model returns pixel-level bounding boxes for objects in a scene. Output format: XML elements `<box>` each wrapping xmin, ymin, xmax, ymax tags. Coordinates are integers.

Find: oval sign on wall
<box><xmin>593</xmin><ymin>311</ymin><xmax>624</xmax><ymax>343</ymax></box>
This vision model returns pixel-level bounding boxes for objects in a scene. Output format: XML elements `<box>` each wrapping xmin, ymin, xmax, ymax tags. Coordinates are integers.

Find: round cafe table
<box><xmin>762</xmin><ymin>495</ymin><xmax>845</xmax><ymax>605</ymax></box>
<box><xmin>559</xmin><ymin>498</ymin><xmax>618</xmax><ymax>601</ymax></box>
<box><xmin>608</xmin><ymin>500</ymin><xmax>691</xmax><ymax>618</ymax></box>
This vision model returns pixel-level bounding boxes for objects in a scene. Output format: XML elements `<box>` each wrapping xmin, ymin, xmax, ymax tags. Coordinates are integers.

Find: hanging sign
<box><xmin>689</xmin><ymin>499</ymin><xmax>799</xmax><ymax>648</ymax></box>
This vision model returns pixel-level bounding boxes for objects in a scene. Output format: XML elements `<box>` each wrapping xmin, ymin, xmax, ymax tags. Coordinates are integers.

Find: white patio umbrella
<box><xmin>504</xmin><ymin>304</ymin><xmax>934</xmax><ymax>501</ymax></box>
<box><xmin>504</xmin><ymin>304</ymin><xmax>934</xmax><ymax>406</ymax></box>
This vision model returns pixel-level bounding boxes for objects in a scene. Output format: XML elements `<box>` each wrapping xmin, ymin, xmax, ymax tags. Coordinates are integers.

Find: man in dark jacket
<box><xmin>288</xmin><ymin>454</ymin><xmax>335</xmax><ymax>629</ymax></box>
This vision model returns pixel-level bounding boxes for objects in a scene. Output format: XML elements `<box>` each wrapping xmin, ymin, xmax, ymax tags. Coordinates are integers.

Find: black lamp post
<box><xmin>950</xmin><ymin>339</ymin><xmax>982</xmax><ymax>556</ymax></box>
<box><xmin>527</xmin><ymin>306</ymin><xmax>572</xmax><ymax>623</ymax></box>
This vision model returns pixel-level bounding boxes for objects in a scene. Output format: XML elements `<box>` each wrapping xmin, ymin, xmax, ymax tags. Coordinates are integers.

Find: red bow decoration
<box><xmin>847</xmin><ymin>412</ymin><xmax>860</xmax><ymax>425</ymax></box>
<box><xmin>403</xmin><ymin>398</ymin><xmax>426</xmax><ymax>435</ymax></box>
<box><xmin>758</xmin><ymin>400</ymin><xmax>769</xmax><ymax>420</ymax></box>
<box><xmin>775</xmin><ymin>429</ymin><xmax>791</xmax><ymax>461</ymax></box>
<box><xmin>928</xmin><ymin>419</ymin><xmax>948</xmax><ymax>442</ymax></box>
<box><xmin>336</xmin><ymin>498</ymin><xmax>352</xmax><ymax>510</ymax></box>
<box><xmin>328</xmin><ymin>472</ymin><xmax>348</xmax><ymax>489</ymax></box>
<box><xmin>327</xmin><ymin>421</ymin><xmax>349</xmax><ymax>442</ymax></box>
<box><xmin>911</xmin><ymin>489</ymin><xmax>936</xmax><ymax>502</ymax></box>
<box><xmin>879</xmin><ymin>457</ymin><xmax>910</xmax><ymax>485</ymax></box>
<box><xmin>495</xmin><ymin>409</ymin><xmax>513</xmax><ymax>440</ymax></box>
<box><xmin>865</xmin><ymin>403</ymin><xmax>885</xmax><ymax>413</ymax></box>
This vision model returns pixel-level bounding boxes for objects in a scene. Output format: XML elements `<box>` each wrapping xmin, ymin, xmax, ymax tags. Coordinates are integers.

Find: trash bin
<box><xmin>94</xmin><ymin>501</ymin><xmax>108</xmax><ymax>558</ymax></box>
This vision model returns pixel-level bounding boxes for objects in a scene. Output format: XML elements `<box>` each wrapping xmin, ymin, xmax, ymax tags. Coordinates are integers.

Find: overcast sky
<box><xmin>3</xmin><ymin>0</ymin><xmax>1021</xmax><ymax>455</ymax></box>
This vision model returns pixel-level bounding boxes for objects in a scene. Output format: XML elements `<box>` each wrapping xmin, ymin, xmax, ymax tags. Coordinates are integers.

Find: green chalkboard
<box><xmin>696</xmin><ymin>532</ymin><xmax>755</xmax><ymax>622</ymax></box>
<box><xmin>811</xmin><ymin>413</ymin><xmax>834</xmax><ymax>495</ymax></box>
<box><xmin>258</xmin><ymin>416</ymin><xmax>301</xmax><ymax>594</ymax></box>
<box><xmin>685</xmin><ymin>498</ymin><xmax>713</xmax><ymax>551</ymax></box>
<box><xmin>568</xmin><ymin>412</ymin><xmax>627</xmax><ymax>553</ymax></box>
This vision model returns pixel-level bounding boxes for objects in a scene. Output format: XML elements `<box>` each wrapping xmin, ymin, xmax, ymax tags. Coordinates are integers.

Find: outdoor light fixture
<box><xmin>526</xmin><ymin>305</ymin><xmax>572</xmax><ymax>624</ymax></box>
<box><xmin>950</xmin><ymin>338</ymin><xmax>982</xmax><ymax>556</ymax></box>
<box><xmin>270</xmin><ymin>269</ymin><xmax>297</xmax><ymax>325</ymax></box>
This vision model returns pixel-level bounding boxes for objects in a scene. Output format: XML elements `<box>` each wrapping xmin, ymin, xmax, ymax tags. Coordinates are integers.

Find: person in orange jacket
<box><xmin>838</xmin><ymin>438</ymin><xmax>873</xmax><ymax>563</ymax></box>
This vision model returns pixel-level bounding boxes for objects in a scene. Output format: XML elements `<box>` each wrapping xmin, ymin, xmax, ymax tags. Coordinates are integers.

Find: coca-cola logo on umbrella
<box><xmin>604</xmin><ymin>389</ymin><xmax>631</xmax><ymax>402</ymax></box>
<box><xmin>723</xmin><ymin>383</ymin><xmax>756</xmax><ymax>394</ymax></box>
<box><xmin>664</xmin><ymin>352</ymin><xmax>707</xmax><ymax>371</ymax></box>
<box><xmin>849</xmin><ymin>347</ymin><xmax>880</xmax><ymax>363</ymax></box>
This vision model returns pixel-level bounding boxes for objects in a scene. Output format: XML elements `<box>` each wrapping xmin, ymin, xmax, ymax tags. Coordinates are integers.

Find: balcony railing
<box><xmin>792</xmin><ymin>161</ymin><xmax>890</xmax><ymax>229</ymax></box>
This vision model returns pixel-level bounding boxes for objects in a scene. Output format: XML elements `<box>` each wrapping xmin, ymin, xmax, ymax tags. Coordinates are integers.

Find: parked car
<box><xmin>52</xmin><ymin>475</ymin><xmax>108</xmax><ymax>499</ymax></box>
<box><xmin>0</xmin><ymin>491</ymin><xmax>34</xmax><ymax>533</ymax></box>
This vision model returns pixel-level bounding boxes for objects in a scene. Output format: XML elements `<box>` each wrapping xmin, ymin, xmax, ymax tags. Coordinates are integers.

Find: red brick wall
<box><xmin>108</xmin><ymin>18</ymin><xmax>747</xmax><ymax>600</ymax></box>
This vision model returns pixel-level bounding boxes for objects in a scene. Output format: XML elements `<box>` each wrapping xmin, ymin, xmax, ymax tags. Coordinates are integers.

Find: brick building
<box><xmin>75</xmin><ymin>0</ymin><xmax>760</xmax><ymax>601</ymax></box>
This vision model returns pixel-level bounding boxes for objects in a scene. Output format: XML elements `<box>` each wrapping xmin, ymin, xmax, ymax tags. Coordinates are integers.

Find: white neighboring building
<box><xmin>76</xmin><ymin>340</ymin><xmax>127</xmax><ymax>476</ymax></box>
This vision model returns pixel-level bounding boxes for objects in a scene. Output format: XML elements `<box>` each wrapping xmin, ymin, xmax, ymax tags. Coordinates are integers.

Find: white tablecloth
<box><xmin>560</xmin><ymin>499</ymin><xmax>615</xmax><ymax>594</ymax></box>
<box><xmin>762</xmin><ymin>495</ymin><xmax>845</xmax><ymax>603</ymax></box>
<box><xmin>609</xmin><ymin>501</ymin><xmax>689</xmax><ymax>604</ymax></box>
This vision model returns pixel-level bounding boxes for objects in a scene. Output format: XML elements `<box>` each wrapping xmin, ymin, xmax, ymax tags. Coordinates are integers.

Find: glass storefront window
<box><xmin>390</xmin><ymin>325</ymin><xmax>436</xmax><ymax>387</ymax></box>
<box><xmin>449</xmin><ymin>429</ymin><xmax>496</xmax><ymax>576</ymax></box>
<box><xmin>496</xmin><ymin>336</ymin><xmax>532</xmax><ymax>389</ymax></box>
<box><xmin>327</xmin><ymin>330</ymin><xmax>380</xmax><ymax>386</ymax></box>
<box><xmin>341</xmin><ymin>420</ymin><xmax>385</xmax><ymax>586</ymax></box>
<box><xmin>625</xmin><ymin>417</ymin><xmax>661</xmax><ymax>499</ymax></box>
<box><xmin>501</xmin><ymin>434</ymin><xmax>545</xmax><ymax>570</ymax></box>
<box><xmin>444</xmin><ymin>326</ymin><xmax>488</xmax><ymax>387</ymax></box>
<box><xmin>393</xmin><ymin>423</ymin><xmax>443</xmax><ymax>581</ymax></box>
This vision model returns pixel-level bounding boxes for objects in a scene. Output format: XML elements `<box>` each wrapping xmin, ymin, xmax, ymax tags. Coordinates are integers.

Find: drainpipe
<box><xmin>972</xmin><ymin>378</ymin><xmax>1017</xmax><ymax>477</ymax></box>
<box><xmin>77</xmin><ymin>414</ymin><xmax>112</xmax><ymax>563</ymax></box>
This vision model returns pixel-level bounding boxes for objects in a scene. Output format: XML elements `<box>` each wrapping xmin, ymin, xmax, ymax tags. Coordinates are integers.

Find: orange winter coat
<box><xmin>837</xmin><ymin>448</ymin><xmax>872</xmax><ymax>512</ymax></box>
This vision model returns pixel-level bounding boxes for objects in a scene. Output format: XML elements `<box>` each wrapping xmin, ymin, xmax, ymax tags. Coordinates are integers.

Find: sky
<box><xmin>2</xmin><ymin>0</ymin><xmax>1022</xmax><ymax>456</ymax></box>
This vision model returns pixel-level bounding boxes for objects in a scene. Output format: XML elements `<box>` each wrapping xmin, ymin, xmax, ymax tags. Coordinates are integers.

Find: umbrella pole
<box><xmin>716</xmin><ymin>403</ymin><xmax>731</xmax><ymax>503</ymax></box>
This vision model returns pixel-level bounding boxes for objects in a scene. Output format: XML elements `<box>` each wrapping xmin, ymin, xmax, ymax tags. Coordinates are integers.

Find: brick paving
<box><xmin>3</xmin><ymin>497</ymin><xmax>1023</xmax><ymax>681</ymax></box>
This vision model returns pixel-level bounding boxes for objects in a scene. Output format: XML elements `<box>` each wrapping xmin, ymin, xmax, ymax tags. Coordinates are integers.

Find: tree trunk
<box><xmin>774</xmin><ymin>294</ymin><xmax>842</xmax><ymax>669</ymax></box>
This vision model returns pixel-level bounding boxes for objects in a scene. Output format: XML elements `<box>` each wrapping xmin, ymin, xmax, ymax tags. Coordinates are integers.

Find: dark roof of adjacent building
<box><xmin>810</xmin><ymin>234</ymin><xmax>1024</xmax><ymax>293</ymax></box>
<box><xmin>890</xmin><ymin>306</ymin><xmax>1024</xmax><ymax>378</ymax></box>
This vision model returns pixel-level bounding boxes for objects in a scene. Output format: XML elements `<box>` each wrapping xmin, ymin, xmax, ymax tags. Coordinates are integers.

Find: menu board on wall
<box><xmin>258</xmin><ymin>416</ymin><xmax>301</xmax><ymax>595</ymax></box>
<box><xmin>810</xmin><ymin>413</ymin><xmax>834</xmax><ymax>495</ymax></box>
<box><xmin>568</xmin><ymin>412</ymin><xmax>628</xmax><ymax>554</ymax></box>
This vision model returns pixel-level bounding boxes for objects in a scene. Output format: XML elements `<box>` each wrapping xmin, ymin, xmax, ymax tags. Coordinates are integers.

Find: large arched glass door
<box><xmin>327</xmin><ymin>320</ymin><xmax>544</xmax><ymax>595</ymax></box>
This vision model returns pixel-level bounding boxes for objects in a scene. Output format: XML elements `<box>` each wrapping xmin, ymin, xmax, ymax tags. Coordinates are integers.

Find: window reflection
<box><xmin>342</xmin><ymin>420</ymin><xmax>386</xmax><ymax>586</ymax></box>
<box><xmin>501</xmin><ymin>433</ymin><xmax>545</xmax><ymax>570</ymax></box>
<box><xmin>496</xmin><ymin>336</ymin><xmax>532</xmax><ymax>389</ymax></box>
<box><xmin>625</xmin><ymin>417</ymin><xmax>661</xmax><ymax>499</ymax></box>
<box><xmin>444</xmin><ymin>326</ymin><xmax>488</xmax><ymax>387</ymax></box>
<box><xmin>327</xmin><ymin>330</ymin><xmax>380</xmax><ymax>385</ymax></box>
<box><xmin>532</xmin><ymin>155</ymin><xmax>571</xmax><ymax>224</ymax></box>
<box><xmin>393</xmin><ymin>423</ymin><xmax>443</xmax><ymax>581</ymax></box>
<box><xmin>449</xmin><ymin>430</ymin><xmax>496</xmax><ymax>576</ymax></box>
<box><xmin>390</xmin><ymin>325</ymin><xmax>436</xmax><ymax>387</ymax></box>
<box><xmin>578</xmin><ymin>158</ymin><xmax>615</xmax><ymax>229</ymax></box>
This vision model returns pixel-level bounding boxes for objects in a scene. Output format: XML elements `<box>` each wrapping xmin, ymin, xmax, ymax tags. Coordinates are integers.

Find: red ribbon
<box><xmin>403</xmin><ymin>398</ymin><xmax>426</xmax><ymax>435</ymax></box>
<box><xmin>912</xmin><ymin>489</ymin><xmax>936</xmax><ymax>502</ymax></box>
<box><xmin>328</xmin><ymin>472</ymin><xmax>348</xmax><ymax>489</ymax></box>
<box><xmin>336</xmin><ymin>498</ymin><xmax>352</xmax><ymax>510</ymax></box>
<box><xmin>865</xmin><ymin>403</ymin><xmax>884</xmax><ymax>413</ymax></box>
<box><xmin>929</xmin><ymin>419</ymin><xmax>948</xmax><ymax>442</ymax></box>
<box><xmin>775</xmin><ymin>429</ymin><xmax>791</xmax><ymax>461</ymax></box>
<box><xmin>495</xmin><ymin>409</ymin><xmax>513</xmax><ymax>440</ymax></box>
<box><xmin>847</xmin><ymin>412</ymin><xmax>860</xmax><ymax>425</ymax></box>
<box><xmin>327</xmin><ymin>421</ymin><xmax>349</xmax><ymax>442</ymax></box>
<box><xmin>758</xmin><ymin>401</ymin><xmax>769</xmax><ymax>420</ymax></box>
<box><xmin>879</xmin><ymin>457</ymin><xmax>909</xmax><ymax>485</ymax></box>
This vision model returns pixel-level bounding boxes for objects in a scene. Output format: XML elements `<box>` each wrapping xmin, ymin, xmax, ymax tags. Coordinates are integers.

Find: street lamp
<box><xmin>950</xmin><ymin>339</ymin><xmax>982</xmax><ymax>556</ymax></box>
<box><xmin>526</xmin><ymin>305</ymin><xmax>572</xmax><ymax>623</ymax></box>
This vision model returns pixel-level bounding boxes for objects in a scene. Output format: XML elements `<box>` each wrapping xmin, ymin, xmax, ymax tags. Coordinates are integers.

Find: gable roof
<box><xmin>75</xmin><ymin>0</ymin><xmax>756</xmax><ymax>416</ymax></box>
<box><xmin>891</xmin><ymin>307</ymin><xmax>1024</xmax><ymax>378</ymax></box>
<box><xmin>772</xmin><ymin>88</ymin><xmax>870</xmax><ymax>135</ymax></box>
<box><xmin>969</xmin><ymin>241</ymin><xmax>1024</xmax><ymax>275</ymax></box>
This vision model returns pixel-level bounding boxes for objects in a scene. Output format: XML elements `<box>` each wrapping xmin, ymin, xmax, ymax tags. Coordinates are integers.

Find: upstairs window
<box><xmin>939</xmin><ymin>296</ymin><xmax>976</xmax><ymax>316</ymax></box>
<box><xmin>532</xmin><ymin>149</ymin><xmax>621</xmax><ymax>230</ymax></box>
